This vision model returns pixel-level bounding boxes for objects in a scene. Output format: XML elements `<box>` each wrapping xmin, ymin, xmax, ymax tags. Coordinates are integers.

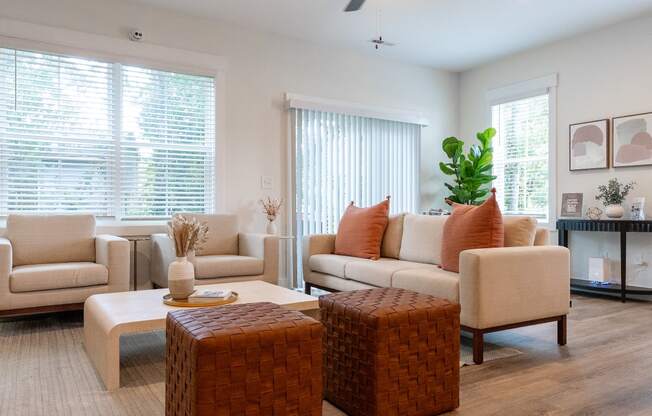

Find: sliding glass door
<box><xmin>292</xmin><ymin>108</ymin><xmax>421</xmax><ymax>288</ymax></box>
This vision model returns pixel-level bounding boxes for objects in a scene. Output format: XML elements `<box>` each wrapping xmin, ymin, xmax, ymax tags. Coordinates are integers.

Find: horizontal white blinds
<box><xmin>0</xmin><ymin>49</ymin><xmax>115</xmax><ymax>214</ymax></box>
<box><xmin>491</xmin><ymin>93</ymin><xmax>549</xmax><ymax>220</ymax></box>
<box><xmin>0</xmin><ymin>47</ymin><xmax>215</xmax><ymax>218</ymax></box>
<box><xmin>294</xmin><ymin>108</ymin><xmax>420</xmax><ymax>284</ymax></box>
<box><xmin>120</xmin><ymin>66</ymin><xmax>215</xmax><ymax>219</ymax></box>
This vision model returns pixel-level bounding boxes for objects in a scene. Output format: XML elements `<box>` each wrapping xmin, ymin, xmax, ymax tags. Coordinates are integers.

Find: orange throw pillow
<box><xmin>441</xmin><ymin>189</ymin><xmax>504</xmax><ymax>272</ymax></box>
<box><xmin>334</xmin><ymin>198</ymin><xmax>390</xmax><ymax>260</ymax></box>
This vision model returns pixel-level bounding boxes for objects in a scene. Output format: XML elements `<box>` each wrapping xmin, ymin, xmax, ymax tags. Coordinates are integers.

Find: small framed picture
<box><xmin>631</xmin><ymin>197</ymin><xmax>646</xmax><ymax>220</ymax></box>
<box><xmin>612</xmin><ymin>112</ymin><xmax>652</xmax><ymax>168</ymax></box>
<box><xmin>561</xmin><ymin>193</ymin><xmax>584</xmax><ymax>218</ymax></box>
<box><xmin>569</xmin><ymin>119</ymin><xmax>609</xmax><ymax>171</ymax></box>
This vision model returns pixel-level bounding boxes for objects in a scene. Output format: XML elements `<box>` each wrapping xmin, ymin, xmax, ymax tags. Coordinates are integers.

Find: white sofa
<box><xmin>303</xmin><ymin>214</ymin><xmax>570</xmax><ymax>364</ymax></box>
<box><xmin>150</xmin><ymin>214</ymin><xmax>279</xmax><ymax>287</ymax></box>
<box><xmin>0</xmin><ymin>214</ymin><xmax>130</xmax><ymax>316</ymax></box>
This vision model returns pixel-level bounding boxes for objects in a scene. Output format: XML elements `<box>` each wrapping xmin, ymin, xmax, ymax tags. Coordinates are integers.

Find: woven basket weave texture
<box><xmin>320</xmin><ymin>288</ymin><xmax>460</xmax><ymax>416</ymax></box>
<box><xmin>166</xmin><ymin>302</ymin><xmax>324</xmax><ymax>416</ymax></box>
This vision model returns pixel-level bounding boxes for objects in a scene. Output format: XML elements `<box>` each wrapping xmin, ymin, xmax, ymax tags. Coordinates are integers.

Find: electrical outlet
<box><xmin>261</xmin><ymin>176</ymin><xmax>273</xmax><ymax>190</ymax></box>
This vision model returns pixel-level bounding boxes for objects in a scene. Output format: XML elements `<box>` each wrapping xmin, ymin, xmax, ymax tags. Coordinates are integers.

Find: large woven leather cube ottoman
<box><xmin>166</xmin><ymin>302</ymin><xmax>324</xmax><ymax>416</ymax></box>
<box><xmin>320</xmin><ymin>288</ymin><xmax>460</xmax><ymax>416</ymax></box>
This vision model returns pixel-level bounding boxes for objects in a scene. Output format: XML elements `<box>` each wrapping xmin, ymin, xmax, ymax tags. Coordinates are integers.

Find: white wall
<box><xmin>0</xmin><ymin>0</ymin><xmax>459</xmax><ymax>233</ymax></box>
<box><xmin>459</xmin><ymin>14</ymin><xmax>652</xmax><ymax>287</ymax></box>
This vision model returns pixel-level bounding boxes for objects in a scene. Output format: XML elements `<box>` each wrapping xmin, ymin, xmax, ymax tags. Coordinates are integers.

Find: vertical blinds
<box><xmin>0</xmin><ymin>47</ymin><xmax>215</xmax><ymax>218</ymax></box>
<box><xmin>491</xmin><ymin>93</ymin><xmax>550</xmax><ymax>221</ymax></box>
<box><xmin>294</xmin><ymin>108</ymin><xmax>420</xmax><ymax>284</ymax></box>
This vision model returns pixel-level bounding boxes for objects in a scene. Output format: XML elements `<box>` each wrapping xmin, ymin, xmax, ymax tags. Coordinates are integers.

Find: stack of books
<box><xmin>188</xmin><ymin>289</ymin><xmax>233</xmax><ymax>304</ymax></box>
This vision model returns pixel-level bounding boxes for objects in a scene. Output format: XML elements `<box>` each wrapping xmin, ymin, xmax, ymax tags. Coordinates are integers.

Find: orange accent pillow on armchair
<box><xmin>441</xmin><ymin>190</ymin><xmax>504</xmax><ymax>272</ymax></box>
<box><xmin>334</xmin><ymin>198</ymin><xmax>390</xmax><ymax>260</ymax></box>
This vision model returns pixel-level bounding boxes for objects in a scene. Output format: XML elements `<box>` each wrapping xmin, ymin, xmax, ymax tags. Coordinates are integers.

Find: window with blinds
<box><xmin>0</xmin><ymin>47</ymin><xmax>215</xmax><ymax>218</ymax></box>
<box><xmin>491</xmin><ymin>93</ymin><xmax>550</xmax><ymax>221</ymax></box>
<box><xmin>293</xmin><ymin>108</ymin><xmax>420</xmax><ymax>285</ymax></box>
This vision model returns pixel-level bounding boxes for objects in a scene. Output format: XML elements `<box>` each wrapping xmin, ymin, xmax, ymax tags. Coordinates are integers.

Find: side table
<box><xmin>124</xmin><ymin>235</ymin><xmax>150</xmax><ymax>291</ymax></box>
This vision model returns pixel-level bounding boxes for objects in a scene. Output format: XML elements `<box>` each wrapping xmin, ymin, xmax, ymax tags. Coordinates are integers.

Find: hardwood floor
<box><xmin>456</xmin><ymin>295</ymin><xmax>652</xmax><ymax>415</ymax></box>
<box><xmin>0</xmin><ymin>294</ymin><xmax>650</xmax><ymax>415</ymax></box>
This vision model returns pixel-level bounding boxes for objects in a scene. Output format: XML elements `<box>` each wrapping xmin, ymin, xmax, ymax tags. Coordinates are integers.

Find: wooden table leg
<box><xmin>620</xmin><ymin>230</ymin><xmax>627</xmax><ymax>303</ymax></box>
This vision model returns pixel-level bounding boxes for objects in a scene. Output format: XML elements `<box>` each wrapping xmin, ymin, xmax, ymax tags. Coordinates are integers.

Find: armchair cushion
<box><xmin>192</xmin><ymin>255</ymin><xmax>263</xmax><ymax>279</ymax></box>
<box><xmin>7</xmin><ymin>214</ymin><xmax>96</xmax><ymax>266</ymax></box>
<box><xmin>181</xmin><ymin>213</ymin><xmax>239</xmax><ymax>256</ymax></box>
<box><xmin>10</xmin><ymin>262</ymin><xmax>108</xmax><ymax>293</ymax></box>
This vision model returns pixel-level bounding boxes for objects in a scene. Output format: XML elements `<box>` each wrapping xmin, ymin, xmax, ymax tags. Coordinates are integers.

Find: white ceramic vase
<box><xmin>266</xmin><ymin>220</ymin><xmax>277</xmax><ymax>235</ymax></box>
<box><xmin>605</xmin><ymin>204</ymin><xmax>624</xmax><ymax>219</ymax></box>
<box><xmin>168</xmin><ymin>256</ymin><xmax>195</xmax><ymax>300</ymax></box>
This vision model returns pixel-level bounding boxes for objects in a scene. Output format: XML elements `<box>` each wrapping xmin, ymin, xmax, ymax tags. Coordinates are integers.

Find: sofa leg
<box><xmin>304</xmin><ymin>283</ymin><xmax>312</xmax><ymax>295</ymax></box>
<box><xmin>472</xmin><ymin>330</ymin><xmax>484</xmax><ymax>364</ymax></box>
<box><xmin>557</xmin><ymin>315</ymin><xmax>567</xmax><ymax>346</ymax></box>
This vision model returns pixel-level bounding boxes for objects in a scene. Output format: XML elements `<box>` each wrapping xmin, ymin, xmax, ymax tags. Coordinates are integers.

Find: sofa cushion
<box><xmin>344</xmin><ymin>258</ymin><xmax>436</xmax><ymax>287</ymax></box>
<box><xmin>181</xmin><ymin>214</ymin><xmax>239</xmax><ymax>256</ymax></box>
<box><xmin>334</xmin><ymin>199</ymin><xmax>389</xmax><ymax>260</ymax></box>
<box><xmin>441</xmin><ymin>190</ymin><xmax>504</xmax><ymax>273</ymax></box>
<box><xmin>192</xmin><ymin>255</ymin><xmax>264</xmax><ymax>279</ymax></box>
<box><xmin>10</xmin><ymin>262</ymin><xmax>108</xmax><ymax>293</ymax></box>
<box><xmin>534</xmin><ymin>228</ymin><xmax>550</xmax><ymax>246</ymax></box>
<box><xmin>504</xmin><ymin>216</ymin><xmax>537</xmax><ymax>247</ymax></box>
<box><xmin>381</xmin><ymin>213</ymin><xmax>405</xmax><ymax>259</ymax></box>
<box><xmin>391</xmin><ymin>268</ymin><xmax>460</xmax><ymax>303</ymax></box>
<box><xmin>309</xmin><ymin>254</ymin><xmax>367</xmax><ymax>279</ymax></box>
<box><xmin>399</xmin><ymin>214</ymin><xmax>448</xmax><ymax>265</ymax></box>
<box><xmin>7</xmin><ymin>214</ymin><xmax>96</xmax><ymax>267</ymax></box>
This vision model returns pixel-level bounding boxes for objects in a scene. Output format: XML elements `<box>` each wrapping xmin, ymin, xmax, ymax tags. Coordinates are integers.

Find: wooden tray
<box><xmin>163</xmin><ymin>291</ymin><xmax>239</xmax><ymax>307</ymax></box>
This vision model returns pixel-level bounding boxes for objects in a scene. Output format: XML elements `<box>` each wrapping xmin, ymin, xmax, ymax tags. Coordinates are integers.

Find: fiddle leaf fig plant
<box><xmin>439</xmin><ymin>128</ymin><xmax>497</xmax><ymax>205</ymax></box>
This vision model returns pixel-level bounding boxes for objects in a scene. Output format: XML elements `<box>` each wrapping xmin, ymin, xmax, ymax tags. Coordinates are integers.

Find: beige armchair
<box><xmin>150</xmin><ymin>214</ymin><xmax>279</xmax><ymax>287</ymax></box>
<box><xmin>0</xmin><ymin>214</ymin><xmax>130</xmax><ymax>317</ymax></box>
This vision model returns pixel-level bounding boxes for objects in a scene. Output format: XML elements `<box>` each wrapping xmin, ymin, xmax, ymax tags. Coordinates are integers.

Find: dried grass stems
<box><xmin>259</xmin><ymin>197</ymin><xmax>283</xmax><ymax>222</ymax></box>
<box><xmin>168</xmin><ymin>215</ymin><xmax>209</xmax><ymax>258</ymax></box>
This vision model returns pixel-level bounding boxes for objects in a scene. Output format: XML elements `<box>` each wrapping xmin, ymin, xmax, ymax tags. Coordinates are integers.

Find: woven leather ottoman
<box><xmin>320</xmin><ymin>288</ymin><xmax>460</xmax><ymax>416</ymax></box>
<box><xmin>166</xmin><ymin>302</ymin><xmax>323</xmax><ymax>416</ymax></box>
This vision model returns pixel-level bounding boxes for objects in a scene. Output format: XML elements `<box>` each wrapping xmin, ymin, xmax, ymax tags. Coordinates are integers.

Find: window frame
<box><xmin>486</xmin><ymin>74</ymin><xmax>557</xmax><ymax>228</ymax></box>
<box><xmin>0</xmin><ymin>32</ymin><xmax>226</xmax><ymax>224</ymax></box>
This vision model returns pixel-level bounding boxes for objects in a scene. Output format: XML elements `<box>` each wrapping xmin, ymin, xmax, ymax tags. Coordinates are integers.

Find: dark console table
<box><xmin>557</xmin><ymin>219</ymin><xmax>652</xmax><ymax>302</ymax></box>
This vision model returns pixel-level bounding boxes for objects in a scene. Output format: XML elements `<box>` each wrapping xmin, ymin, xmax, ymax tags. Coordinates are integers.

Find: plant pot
<box><xmin>168</xmin><ymin>256</ymin><xmax>195</xmax><ymax>300</ymax></box>
<box><xmin>605</xmin><ymin>204</ymin><xmax>624</xmax><ymax>219</ymax></box>
<box><xmin>266</xmin><ymin>220</ymin><xmax>277</xmax><ymax>235</ymax></box>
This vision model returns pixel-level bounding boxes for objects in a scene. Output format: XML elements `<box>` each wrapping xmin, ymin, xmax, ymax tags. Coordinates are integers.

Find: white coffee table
<box><xmin>83</xmin><ymin>281</ymin><xmax>319</xmax><ymax>391</ymax></box>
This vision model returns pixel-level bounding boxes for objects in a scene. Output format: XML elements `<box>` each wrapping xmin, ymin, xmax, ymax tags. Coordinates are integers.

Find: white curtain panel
<box><xmin>293</xmin><ymin>108</ymin><xmax>421</xmax><ymax>285</ymax></box>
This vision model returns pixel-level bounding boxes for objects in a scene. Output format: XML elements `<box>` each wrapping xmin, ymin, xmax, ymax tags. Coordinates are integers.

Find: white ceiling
<box><xmin>130</xmin><ymin>0</ymin><xmax>652</xmax><ymax>71</ymax></box>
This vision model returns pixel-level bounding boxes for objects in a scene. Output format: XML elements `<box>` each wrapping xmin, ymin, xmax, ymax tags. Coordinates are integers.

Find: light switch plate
<box><xmin>261</xmin><ymin>176</ymin><xmax>273</xmax><ymax>189</ymax></box>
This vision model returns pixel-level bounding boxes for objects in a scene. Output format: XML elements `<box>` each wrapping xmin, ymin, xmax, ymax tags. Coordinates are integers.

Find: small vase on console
<box><xmin>605</xmin><ymin>204</ymin><xmax>624</xmax><ymax>219</ymax></box>
<box><xmin>266</xmin><ymin>220</ymin><xmax>277</xmax><ymax>235</ymax></box>
<box><xmin>260</xmin><ymin>196</ymin><xmax>283</xmax><ymax>235</ymax></box>
<box><xmin>595</xmin><ymin>179</ymin><xmax>635</xmax><ymax>220</ymax></box>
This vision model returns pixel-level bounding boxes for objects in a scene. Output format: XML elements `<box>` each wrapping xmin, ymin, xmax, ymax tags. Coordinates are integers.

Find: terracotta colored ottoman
<box><xmin>166</xmin><ymin>302</ymin><xmax>323</xmax><ymax>416</ymax></box>
<box><xmin>320</xmin><ymin>288</ymin><xmax>460</xmax><ymax>416</ymax></box>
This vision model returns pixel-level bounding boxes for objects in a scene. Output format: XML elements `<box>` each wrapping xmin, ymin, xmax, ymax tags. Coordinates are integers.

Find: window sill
<box><xmin>0</xmin><ymin>219</ymin><xmax>168</xmax><ymax>238</ymax></box>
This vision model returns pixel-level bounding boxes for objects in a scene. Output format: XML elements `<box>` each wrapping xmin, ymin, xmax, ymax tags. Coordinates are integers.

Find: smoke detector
<box><xmin>128</xmin><ymin>30</ymin><xmax>143</xmax><ymax>42</ymax></box>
